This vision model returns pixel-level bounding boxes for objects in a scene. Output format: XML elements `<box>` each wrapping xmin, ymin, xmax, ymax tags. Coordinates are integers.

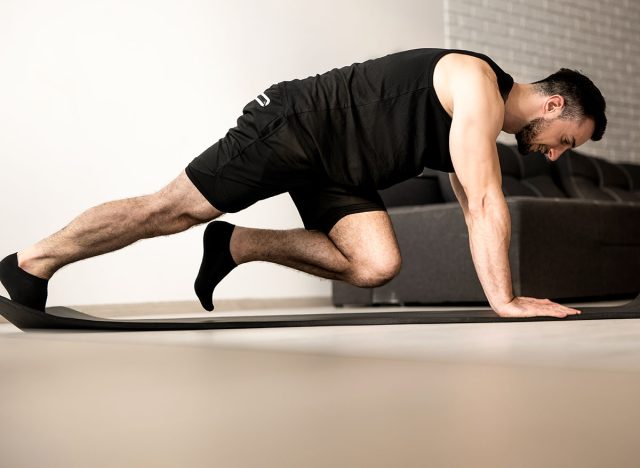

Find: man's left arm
<box><xmin>447</xmin><ymin>65</ymin><xmax>580</xmax><ymax>318</ymax></box>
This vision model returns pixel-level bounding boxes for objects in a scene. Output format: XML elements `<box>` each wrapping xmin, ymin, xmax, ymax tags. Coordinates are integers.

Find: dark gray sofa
<box><xmin>332</xmin><ymin>145</ymin><xmax>640</xmax><ymax>306</ymax></box>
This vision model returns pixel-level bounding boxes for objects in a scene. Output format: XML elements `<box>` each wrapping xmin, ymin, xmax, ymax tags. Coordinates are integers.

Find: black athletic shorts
<box><xmin>185</xmin><ymin>83</ymin><xmax>385</xmax><ymax>234</ymax></box>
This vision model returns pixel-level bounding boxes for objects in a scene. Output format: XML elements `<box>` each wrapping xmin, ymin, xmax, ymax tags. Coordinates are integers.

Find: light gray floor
<box><xmin>1</xmin><ymin>300</ymin><xmax>640</xmax><ymax>468</ymax></box>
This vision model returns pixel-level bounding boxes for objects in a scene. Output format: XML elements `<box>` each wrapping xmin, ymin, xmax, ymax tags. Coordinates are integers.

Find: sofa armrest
<box><xmin>506</xmin><ymin>197</ymin><xmax>602</xmax><ymax>299</ymax></box>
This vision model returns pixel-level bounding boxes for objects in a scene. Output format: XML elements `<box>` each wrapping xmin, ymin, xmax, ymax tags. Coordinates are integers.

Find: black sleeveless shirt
<box><xmin>281</xmin><ymin>48</ymin><xmax>514</xmax><ymax>189</ymax></box>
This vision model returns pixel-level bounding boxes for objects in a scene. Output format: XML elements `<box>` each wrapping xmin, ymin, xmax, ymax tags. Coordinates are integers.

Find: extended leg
<box><xmin>0</xmin><ymin>171</ymin><xmax>221</xmax><ymax>310</ymax></box>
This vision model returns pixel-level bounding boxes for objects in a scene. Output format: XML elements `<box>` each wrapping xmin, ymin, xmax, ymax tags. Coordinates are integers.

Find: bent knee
<box><xmin>347</xmin><ymin>255</ymin><xmax>402</xmax><ymax>288</ymax></box>
<box><xmin>148</xmin><ymin>175</ymin><xmax>220</xmax><ymax>225</ymax></box>
<box><xmin>144</xmin><ymin>192</ymin><xmax>209</xmax><ymax>233</ymax></box>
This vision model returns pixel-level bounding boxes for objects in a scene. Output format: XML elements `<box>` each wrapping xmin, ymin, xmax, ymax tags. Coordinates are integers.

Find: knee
<box><xmin>143</xmin><ymin>192</ymin><xmax>200</xmax><ymax>233</ymax></box>
<box><xmin>347</xmin><ymin>254</ymin><xmax>402</xmax><ymax>288</ymax></box>
<box><xmin>150</xmin><ymin>173</ymin><xmax>219</xmax><ymax>226</ymax></box>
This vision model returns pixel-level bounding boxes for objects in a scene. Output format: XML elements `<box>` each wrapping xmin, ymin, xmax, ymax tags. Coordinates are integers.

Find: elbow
<box><xmin>466</xmin><ymin>191</ymin><xmax>505</xmax><ymax>220</ymax></box>
<box><xmin>467</xmin><ymin>194</ymin><xmax>489</xmax><ymax>218</ymax></box>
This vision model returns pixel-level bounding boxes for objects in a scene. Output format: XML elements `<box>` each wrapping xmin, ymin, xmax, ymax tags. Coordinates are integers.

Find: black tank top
<box><xmin>281</xmin><ymin>48</ymin><xmax>513</xmax><ymax>189</ymax></box>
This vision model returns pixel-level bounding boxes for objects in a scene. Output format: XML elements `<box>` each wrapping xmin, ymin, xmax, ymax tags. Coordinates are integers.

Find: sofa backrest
<box><xmin>590</xmin><ymin>157</ymin><xmax>637</xmax><ymax>202</ymax></box>
<box><xmin>498</xmin><ymin>144</ymin><xmax>568</xmax><ymax>198</ymax></box>
<box><xmin>555</xmin><ymin>150</ymin><xmax>617</xmax><ymax>201</ymax></box>
<box><xmin>520</xmin><ymin>151</ymin><xmax>568</xmax><ymax>198</ymax></box>
<box><xmin>497</xmin><ymin>144</ymin><xmax>539</xmax><ymax>197</ymax></box>
<box><xmin>620</xmin><ymin>164</ymin><xmax>640</xmax><ymax>200</ymax></box>
<box><xmin>385</xmin><ymin>144</ymin><xmax>640</xmax><ymax>206</ymax></box>
<box><xmin>435</xmin><ymin>143</ymin><xmax>567</xmax><ymax>202</ymax></box>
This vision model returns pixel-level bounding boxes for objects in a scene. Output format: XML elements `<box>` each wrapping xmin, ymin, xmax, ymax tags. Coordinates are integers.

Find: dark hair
<box><xmin>533</xmin><ymin>68</ymin><xmax>607</xmax><ymax>141</ymax></box>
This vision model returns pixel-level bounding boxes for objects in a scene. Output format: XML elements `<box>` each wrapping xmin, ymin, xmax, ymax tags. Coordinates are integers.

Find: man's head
<box><xmin>515</xmin><ymin>69</ymin><xmax>607</xmax><ymax>159</ymax></box>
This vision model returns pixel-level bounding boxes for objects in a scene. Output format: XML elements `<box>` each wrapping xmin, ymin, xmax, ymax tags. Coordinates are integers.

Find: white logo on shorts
<box><xmin>255</xmin><ymin>92</ymin><xmax>271</xmax><ymax>107</ymax></box>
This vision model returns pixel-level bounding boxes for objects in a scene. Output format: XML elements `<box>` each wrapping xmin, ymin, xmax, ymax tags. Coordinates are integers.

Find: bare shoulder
<box><xmin>435</xmin><ymin>53</ymin><xmax>497</xmax><ymax>79</ymax></box>
<box><xmin>433</xmin><ymin>53</ymin><xmax>501</xmax><ymax>117</ymax></box>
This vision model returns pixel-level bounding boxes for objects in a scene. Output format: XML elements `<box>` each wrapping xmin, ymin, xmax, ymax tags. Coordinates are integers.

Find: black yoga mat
<box><xmin>1</xmin><ymin>294</ymin><xmax>640</xmax><ymax>332</ymax></box>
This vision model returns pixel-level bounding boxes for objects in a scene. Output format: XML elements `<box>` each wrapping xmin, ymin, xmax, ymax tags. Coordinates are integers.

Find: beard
<box><xmin>515</xmin><ymin>117</ymin><xmax>549</xmax><ymax>155</ymax></box>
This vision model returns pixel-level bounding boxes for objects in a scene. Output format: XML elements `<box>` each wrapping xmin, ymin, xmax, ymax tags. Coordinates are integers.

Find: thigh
<box><xmin>289</xmin><ymin>183</ymin><xmax>400</xmax><ymax>263</ymax></box>
<box><xmin>328</xmin><ymin>210</ymin><xmax>400</xmax><ymax>264</ymax></box>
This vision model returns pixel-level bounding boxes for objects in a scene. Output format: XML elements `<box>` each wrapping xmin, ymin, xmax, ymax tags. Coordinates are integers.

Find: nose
<box><xmin>546</xmin><ymin>149</ymin><xmax>560</xmax><ymax>161</ymax></box>
<box><xmin>547</xmin><ymin>146</ymin><xmax>570</xmax><ymax>161</ymax></box>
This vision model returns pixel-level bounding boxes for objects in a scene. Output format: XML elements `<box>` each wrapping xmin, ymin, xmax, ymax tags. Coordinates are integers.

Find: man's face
<box><xmin>515</xmin><ymin>115</ymin><xmax>596</xmax><ymax>161</ymax></box>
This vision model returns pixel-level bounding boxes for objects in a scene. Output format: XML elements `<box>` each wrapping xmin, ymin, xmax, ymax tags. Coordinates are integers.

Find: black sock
<box><xmin>194</xmin><ymin>221</ymin><xmax>237</xmax><ymax>311</ymax></box>
<box><xmin>0</xmin><ymin>253</ymin><xmax>49</xmax><ymax>311</ymax></box>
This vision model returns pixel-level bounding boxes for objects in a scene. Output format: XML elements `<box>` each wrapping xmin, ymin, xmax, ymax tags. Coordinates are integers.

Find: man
<box><xmin>0</xmin><ymin>48</ymin><xmax>606</xmax><ymax>318</ymax></box>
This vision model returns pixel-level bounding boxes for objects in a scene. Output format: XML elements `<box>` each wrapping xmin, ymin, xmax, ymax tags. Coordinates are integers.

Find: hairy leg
<box><xmin>18</xmin><ymin>170</ymin><xmax>221</xmax><ymax>279</ymax></box>
<box><xmin>231</xmin><ymin>211</ymin><xmax>402</xmax><ymax>287</ymax></box>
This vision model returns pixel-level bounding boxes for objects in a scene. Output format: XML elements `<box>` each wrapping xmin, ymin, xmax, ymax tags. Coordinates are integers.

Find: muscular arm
<box><xmin>449</xmin><ymin>93</ymin><xmax>514</xmax><ymax>311</ymax></box>
<box><xmin>447</xmin><ymin>63</ymin><xmax>580</xmax><ymax>318</ymax></box>
<box><xmin>449</xmin><ymin>170</ymin><xmax>514</xmax><ymax>310</ymax></box>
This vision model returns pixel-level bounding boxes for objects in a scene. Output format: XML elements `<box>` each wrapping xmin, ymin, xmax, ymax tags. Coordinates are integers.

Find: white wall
<box><xmin>0</xmin><ymin>0</ymin><xmax>444</xmax><ymax>306</ymax></box>
<box><xmin>445</xmin><ymin>0</ymin><xmax>640</xmax><ymax>163</ymax></box>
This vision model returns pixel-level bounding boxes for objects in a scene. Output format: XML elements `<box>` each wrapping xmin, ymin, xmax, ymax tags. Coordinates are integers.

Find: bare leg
<box><xmin>193</xmin><ymin>211</ymin><xmax>402</xmax><ymax>311</ymax></box>
<box><xmin>18</xmin><ymin>171</ymin><xmax>221</xmax><ymax>279</ymax></box>
<box><xmin>231</xmin><ymin>211</ymin><xmax>402</xmax><ymax>287</ymax></box>
<box><xmin>232</xmin><ymin>228</ymin><xmax>349</xmax><ymax>280</ymax></box>
<box><xmin>0</xmin><ymin>171</ymin><xmax>220</xmax><ymax>310</ymax></box>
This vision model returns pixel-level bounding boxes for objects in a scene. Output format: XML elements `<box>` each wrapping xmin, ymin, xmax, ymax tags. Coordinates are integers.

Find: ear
<box><xmin>544</xmin><ymin>95</ymin><xmax>565</xmax><ymax>116</ymax></box>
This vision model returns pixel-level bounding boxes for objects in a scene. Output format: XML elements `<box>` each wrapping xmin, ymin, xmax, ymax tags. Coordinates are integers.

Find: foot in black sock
<box><xmin>0</xmin><ymin>253</ymin><xmax>49</xmax><ymax>311</ymax></box>
<box><xmin>194</xmin><ymin>221</ymin><xmax>237</xmax><ymax>311</ymax></box>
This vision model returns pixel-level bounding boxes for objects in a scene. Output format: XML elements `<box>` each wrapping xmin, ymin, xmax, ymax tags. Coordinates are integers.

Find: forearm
<box><xmin>465</xmin><ymin>194</ymin><xmax>514</xmax><ymax>312</ymax></box>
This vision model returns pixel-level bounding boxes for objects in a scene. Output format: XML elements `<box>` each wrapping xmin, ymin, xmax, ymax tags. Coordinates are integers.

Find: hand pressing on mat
<box><xmin>495</xmin><ymin>297</ymin><xmax>581</xmax><ymax>318</ymax></box>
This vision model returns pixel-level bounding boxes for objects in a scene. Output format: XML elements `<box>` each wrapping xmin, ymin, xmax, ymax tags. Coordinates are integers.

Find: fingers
<box><xmin>566</xmin><ymin>306</ymin><xmax>581</xmax><ymax>315</ymax></box>
<box><xmin>540</xmin><ymin>307</ymin><xmax>568</xmax><ymax>318</ymax></box>
<box><xmin>536</xmin><ymin>301</ymin><xmax>581</xmax><ymax>318</ymax></box>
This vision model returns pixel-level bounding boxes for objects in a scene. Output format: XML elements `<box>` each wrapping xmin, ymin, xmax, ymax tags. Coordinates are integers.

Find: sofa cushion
<box><xmin>555</xmin><ymin>151</ymin><xmax>617</xmax><ymax>201</ymax></box>
<box><xmin>437</xmin><ymin>144</ymin><xmax>567</xmax><ymax>200</ymax></box>
<box><xmin>521</xmin><ymin>152</ymin><xmax>567</xmax><ymax>198</ymax></box>
<box><xmin>497</xmin><ymin>144</ymin><xmax>539</xmax><ymax>197</ymax></box>
<box><xmin>496</xmin><ymin>144</ymin><xmax>567</xmax><ymax>198</ymax></box>
<box><xmin>620</xmin><ymin>163</ymin><xmax>640</xmax><ymax>200</ymax></box>
<box><xmin>590</xmin><ymin>157</ymin><xmax>637</xmax><ymax>202</ymax></box>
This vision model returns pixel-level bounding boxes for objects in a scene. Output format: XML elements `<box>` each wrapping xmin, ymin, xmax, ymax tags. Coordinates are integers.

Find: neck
<box><xmin>502</xmin><ymin>83</ymin><xmax>543</xmax><ymax>134</ymax></box>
